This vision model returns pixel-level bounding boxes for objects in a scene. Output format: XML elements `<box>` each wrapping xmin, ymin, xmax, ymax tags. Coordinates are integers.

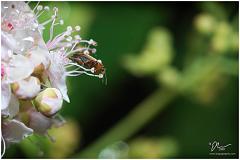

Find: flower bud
<box><xmin>34</xmin><ymin>88</ymin><xmax>63</xmax><ymax>117</ymax></box>
<box><xmin>11</xmin><ymin>76</ymin><xmax>41</xmax><ymax>99</ymax></box>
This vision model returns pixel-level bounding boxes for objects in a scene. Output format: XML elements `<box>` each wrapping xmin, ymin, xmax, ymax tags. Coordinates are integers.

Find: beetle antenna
<box><xmin>104</xmin><ymin>69</ymin><xmax>107</xmax><ymax>86</ymax></box>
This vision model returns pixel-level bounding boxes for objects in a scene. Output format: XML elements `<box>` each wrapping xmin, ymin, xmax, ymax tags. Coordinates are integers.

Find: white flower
<box><xmin>1</xmin><ymin>1</ymin><xmax>44</xmax><ymax>110</ymax></box>
<box><xmin>1</xmin><ymin>54</ymin><xmax>34</xmax><ymax>110</ymax></box>
<box><xmin>1</xmin><ymin>1</ymin><xmax>105</xmax><ymax>154</ymax></box>
<box><xmin>2</xmin><ymin>1</ymin><xmax>103</xmax><ymax>103</ymax></box>
<box><xmin>43</xmin><ymin>24</ymin><xmax>102</xmax><ymax>103</ymax></box>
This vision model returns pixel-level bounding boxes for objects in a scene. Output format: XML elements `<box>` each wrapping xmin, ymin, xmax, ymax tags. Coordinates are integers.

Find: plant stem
<box><xmin>74</xmin><ymin>88</ymin><xmax>177</xmax><ymax>158</ymax></box>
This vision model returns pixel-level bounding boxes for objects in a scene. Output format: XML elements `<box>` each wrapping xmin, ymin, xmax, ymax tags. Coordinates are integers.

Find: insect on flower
<box><xmin>69</xmin><ymin>46</ymin><xmax>107</xmax><ymax>84</ymax></box>
<box><xmin>1</xmin><ymin>1</ymin><xmax>106</xmax><ymax>157</ymax></box>
<box><xmin>69</xmin><ymin>50</ymin><xmax>105</xmax><ymax>78</ymax></box>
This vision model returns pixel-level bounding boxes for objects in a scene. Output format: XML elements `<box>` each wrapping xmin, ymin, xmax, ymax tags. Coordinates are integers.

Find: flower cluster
<box><xmin>1</xmin><ymin>1</ymin><xmax>103</xmax><ymax>155</ymax></box>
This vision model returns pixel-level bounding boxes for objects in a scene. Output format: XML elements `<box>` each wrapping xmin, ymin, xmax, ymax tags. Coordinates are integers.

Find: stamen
<box><xmin>74</xmin><ymin>35</ymin><xmax>81</xmax><ymax>40</ymax></box>
<box><xmin>66</xmin><ymin>36</ymin><xmax>72</xmax><ymax>42</ymax></box>
<box><xmin>36</xmin><ymin>11</ymin><xmax>44</xmax><ymax>18</ymax></box>
<box><xmin>54</xmin><ymin>19</ymin><xmax>64</xmax><ymax>26</ymax></box>
<box><xmin>69</xmin><ymin>41</ymin><xmax>79</xmax><ymax>53</ymax></box>
<box><xmin>37</xmin><ymin>5</ymin><xmax>43</xmax><ymax>10</ymax></box>
<box><xmin>66</xmin><ymin>62</ymin><xmax>93</xmax><ymax>72</ymax></box>
<box><xmin>46</xmin><ymin>26</ymin><xmax>73</xmax><ymax>50</ymax></box>
<box><xmin>40</xmin><ymin>16</ymin><xmax>55</xmax><ymax>26</ymax></box>
<box><xmin>66</xmin><ymin>47</ymin><xmax>95</xmax><ymax>56</ymax></box>
<box><xmin>44</xmin><ymin>6</ymin><xmax>50</xmax><ymax>11</ymax></box>
<box><xmin>84</xmin><ymin>50</ymin><xmax>89</xmax><ymax>55</ymax></box>
<box><xmin>91</xmin><ymin>68</ymin><xmax>95</xmax><ymax>73</ymax></box>
<box><xmin>75</xmin><ymin>26</ymin><xmax>81</xmax><ymax>31</ymax></box>
<box><xmin>67</xmin><ymin>26</ymin><xmax>73</xmax><ymax>33</ymax></box>
<box><xmin>98</xmin><ymin>74</ymin><xmax>103</xmax><ymax>78</ymax></box>
<box><xmin>35</xmin><ymin>5</ymin><xmax>43</xmax><ymax>15</ymax></box>
<box><xmin>66</xmin><ymin>70</ymin><xmax>99</xmax><ymax>77</ymax></box>
<box><xmin>32</xmin><ymin>1</ymin><xmax>40</xmax><ymax>12</ymax></box>
<box><xmin>36</xmin><ymin>6</ymin><xmax>49</xmax><ymax>18</ymax></box>
<box><xmin>89</xmin><ymin>39</ymin><xmax>97</xmax><ymax>46</ymax></box>
<box><xmin>47</xmin><ymin>8</ymin><xmax>58</xmax><ymax>44</ymax></box>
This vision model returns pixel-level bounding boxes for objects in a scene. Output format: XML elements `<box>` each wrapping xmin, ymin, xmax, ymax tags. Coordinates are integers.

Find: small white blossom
<box><xmin>1</xmin><ymin>1</ymin><xmax>105</xmax><ymax>156</ymax></box>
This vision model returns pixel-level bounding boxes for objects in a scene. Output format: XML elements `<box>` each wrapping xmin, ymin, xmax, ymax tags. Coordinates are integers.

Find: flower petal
<box><xmin>52</xmin><ymin>76</ymin><xmax>69</xmax><ymax>103</ymax></box>
<box><xmin>1</xmin><ymin>43</ymin><xmax>13</xmax><ymax>62</ymax></box>
<box><xmin>2</xmin><ymin>94</ymin><xmax>19</xmax><ymax>118</ymax></box>
<box><xmin>5</xmin><ymin>54</ymin><xmax>34</xmax><ymax>83</ymax></box>
<box><xmin>1</xmin><ymin>32</ymin><xmax>17</xmax><ymax>53</ymax></box>
<box><xmin>28</xmin><ymin>109</ymin><xmax>53</xmax><ymax>135</ymax></box>
<box><xmin>2</xmin><ymin>119</ymin><xmax>33</xmax><ymax>145</ymax></box>
<box><xmin>28</xmin><ymin>46</ymin><xmax>50</xmax><ymax>70</ymax></box>
<box><xmin>1</xmin><ymin>82</ymin><xmax>11</xmax><ymax>110</ymax></box>
<box><xmin>47</xmin><ymin>55</ymin><xmax>70</xmax><ymax>102</ymax></box>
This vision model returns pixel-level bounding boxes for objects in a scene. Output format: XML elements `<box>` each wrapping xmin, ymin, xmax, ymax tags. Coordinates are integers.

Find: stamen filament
<box><xmin>40</xmin><ymin>17</ymin><xmax>54</xmax><ymax>26</ymax></box>
<box><xmin>32</xmin><ymin>1</ymin><xmax>40</xmax><ymax>12</ymax></box>
<box><xmin>36</xmin><ymin>10</ymin><xmax>45</xmax><ymax>18</ymax></box>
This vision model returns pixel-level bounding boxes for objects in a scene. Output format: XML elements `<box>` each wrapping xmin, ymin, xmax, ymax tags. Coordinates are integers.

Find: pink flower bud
<box><xmin>34</xmin><ymin>88</ymin><xmax>63</xmax><ymax>117</ymax></box>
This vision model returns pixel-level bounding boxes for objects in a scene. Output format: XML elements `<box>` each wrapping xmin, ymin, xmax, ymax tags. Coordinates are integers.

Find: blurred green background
<box><xmin>4</xmin><ymin>1</ymin><xmax>239</xmax><ymax>159</ymax></box>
